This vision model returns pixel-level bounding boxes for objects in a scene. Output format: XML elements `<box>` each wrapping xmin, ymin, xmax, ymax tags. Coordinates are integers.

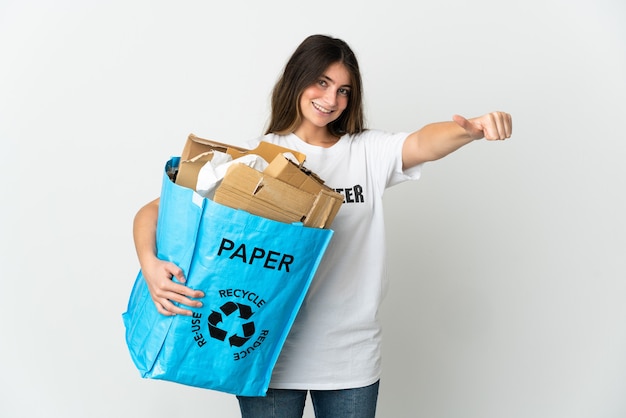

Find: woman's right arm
<box><xmin>133</xmin><ymin>198</ymin><xmax>204</xmax><ymax>316</ymax></box>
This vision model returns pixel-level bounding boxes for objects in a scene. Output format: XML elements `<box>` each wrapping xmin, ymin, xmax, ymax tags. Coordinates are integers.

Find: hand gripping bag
<box><xmin>122</xmin><ymin>157</ymin><xmax>334</xmax><ymax>396</ymax></box>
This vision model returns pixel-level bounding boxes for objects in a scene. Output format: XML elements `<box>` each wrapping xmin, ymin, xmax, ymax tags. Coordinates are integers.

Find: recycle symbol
<box><xmin>208</xmin><ymin>301</ymin><xmax>256</xmax><ymax>347</ymax></box>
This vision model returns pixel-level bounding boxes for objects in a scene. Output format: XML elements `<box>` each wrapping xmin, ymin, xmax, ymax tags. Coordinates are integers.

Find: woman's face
<box><xmin>298</xmin><ymin>62</ymin><xmax>351</xmax><ymax>131</ymax></box>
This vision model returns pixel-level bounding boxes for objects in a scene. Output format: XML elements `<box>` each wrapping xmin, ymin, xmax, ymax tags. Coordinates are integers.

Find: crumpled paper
<box><xmin>195</xmin><ymin>151</ymin><xmax>269</xmax><ymax>199</ymax></box>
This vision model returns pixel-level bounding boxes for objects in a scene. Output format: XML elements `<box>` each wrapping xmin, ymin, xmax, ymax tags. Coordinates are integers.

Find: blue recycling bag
<box><xmin>123</xmin><ymin>157</ymin><xmax>334</xmax><ymax>396</ymax></box>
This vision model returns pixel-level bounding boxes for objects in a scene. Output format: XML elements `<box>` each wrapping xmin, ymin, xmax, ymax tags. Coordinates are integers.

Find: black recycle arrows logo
<box><xmin>208</xmin><ymin>301</ymin><xmax>256</xmax><ymax>347</ymax></box>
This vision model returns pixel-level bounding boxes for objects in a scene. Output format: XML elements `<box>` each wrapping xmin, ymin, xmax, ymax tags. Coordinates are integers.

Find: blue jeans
<box><xmin>237</xmin><ymin>380</ymin><xmax>380</xmax><ymax>418</ymax></box>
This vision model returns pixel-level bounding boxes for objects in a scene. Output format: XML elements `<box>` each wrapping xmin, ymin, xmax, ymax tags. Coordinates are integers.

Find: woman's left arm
<box><xmin>402</xmin><ymin>111</ymin><xmax>512</xmax><ymax>169</ymax></box>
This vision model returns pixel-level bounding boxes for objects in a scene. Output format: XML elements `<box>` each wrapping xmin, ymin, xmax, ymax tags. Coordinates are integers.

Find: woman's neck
<box><xmin>293</xmin><ymin>125</ymin><xmax>340</xmax><ymax>148</ymax></box>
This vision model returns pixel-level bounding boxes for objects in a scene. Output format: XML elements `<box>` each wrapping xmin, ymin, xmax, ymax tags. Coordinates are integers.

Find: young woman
<box><xmin>133</xmin><ymin>34</ymin><xmax>512</xmax><ymax>418</ymax></box>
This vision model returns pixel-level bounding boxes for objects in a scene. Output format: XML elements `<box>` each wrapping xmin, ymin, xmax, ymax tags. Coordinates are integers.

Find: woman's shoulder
<box><xmin>254</xmin><ymin>132</ymin><xmax>288</xmax><ymax>145</ymax></box>
<box><xmin>345</xmin><ymin>129</ymin><xmax>409</xmax><ymax>143</ymax></box>
<box><xmin>244</xmin><ymin>133</ymin><xmax>278</xmax><ymax>148</ymax></box>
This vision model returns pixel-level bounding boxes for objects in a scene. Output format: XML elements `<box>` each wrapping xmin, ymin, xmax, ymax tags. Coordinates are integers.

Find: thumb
<box><xmin>452</xmin><ymin>114</ymin><xmax>483</xmax><ymax>139</ymax></box>
<box><xmin>452</xmin><ymin>114</ymin><xmax>470</xmax><ymax>129</ymax></box>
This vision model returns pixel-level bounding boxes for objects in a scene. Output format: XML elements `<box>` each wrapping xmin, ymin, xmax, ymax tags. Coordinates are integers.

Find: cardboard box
<box><xmin>175</xmin><ymin>134</ymin><xmax>343</xmax><ymax>229</ymax></box>
<box><xmin>176</xmin><ymin>133</ymin><xmax>308</xmax><ymax>191</ymax></box>
<box><xmin>213</xmin><ymin>155</ymin><xmax>343</xmax><ymax>228</ymax></box>
<box><xmin>264</xmin><ymin>154</ymin><xmax>328</xmax><ymax>194</ymax></box>
<box><xmin>214</xmin><ymin>162</ymin><xmax>342</xmax><ymax>229</ymax></box>
<box><xmin>181</xmin><ymin>133</ymin><xmax>306</xmax><ymax>165</ymax></box>
<box><xmin>262</xmin><ymin>154</ymin><xmax>343</xmax><ymax>227</ymax></box>
<box><xmin>214</xmin><ymin>164</ymin><xmax>316</xmax><ymax>225</ymax></box>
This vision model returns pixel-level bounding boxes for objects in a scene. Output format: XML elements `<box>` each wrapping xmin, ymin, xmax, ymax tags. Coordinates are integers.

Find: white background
<box><xmin>1</xmin><ymin>0</ymin><xmax>625</xmax><ymax>417</ymax></box>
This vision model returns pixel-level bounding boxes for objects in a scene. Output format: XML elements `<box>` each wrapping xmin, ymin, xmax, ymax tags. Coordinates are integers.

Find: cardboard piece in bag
<box><xmin>175</xmin><ymin>133</ymin><xmax>308</xmax><ymax>191</ymax></box>
<box><xmin>175</xmin><ymin>133</ymin><xmax>343</xmax><ymax>228</ymax></box>
<box><xmin>214</xmin><ymin>155</ymin><xmax>343</xmax><ymax>229</ymax></box>
<box><xmin>181</xmin><ymin>133</ymin><xmax>306</xmax><ymax>165</ymax></box>
<box><xmin>264</xmin><ymin>154</ymin><xmax>329</xmax><ymax>194</ymax></box>
<box><xmin>262</xmin><ymin>154</ymin><xmax>343</xmax><ymax>227</ymax></box>
<box><xmin>214</xmin><ymin>164</ymin><xmax>315</xmax><ymax>225</ymax></box>
<box><xmin>175</xmin><ymin>151</ymin><xmax>214</xmax><ymax>190</ymax></box>
<box><xmin>214</xmin><ymin>162</ymin><xmax>342</xmax><ymax>229</ymax></box>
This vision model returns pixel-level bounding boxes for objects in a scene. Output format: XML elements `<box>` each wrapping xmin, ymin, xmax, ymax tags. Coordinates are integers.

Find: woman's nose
<box><xmin>323</xmin><ymin>89</ymin><xmax>337</xmax><ymax>106</ymax></box>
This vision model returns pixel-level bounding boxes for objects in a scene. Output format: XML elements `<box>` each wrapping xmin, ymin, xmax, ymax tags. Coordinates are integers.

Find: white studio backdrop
<box><xmin>1</xmin><ymin>0</ymin><xmax>625</xmax><ymax>417</ymax></box>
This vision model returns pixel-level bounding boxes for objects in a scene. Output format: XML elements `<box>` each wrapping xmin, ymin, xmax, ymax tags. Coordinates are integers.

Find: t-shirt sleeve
<box><xmin>363</xmin><ymin>130</ymin><xmax>422</xmax><ymax>188</ymax></box>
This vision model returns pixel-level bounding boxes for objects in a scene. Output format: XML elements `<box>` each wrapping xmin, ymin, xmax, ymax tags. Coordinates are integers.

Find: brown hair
<box><xmin>265</xmin><ymin>34</ymin><xmax>365</xmax><ymax>137</ymax></box>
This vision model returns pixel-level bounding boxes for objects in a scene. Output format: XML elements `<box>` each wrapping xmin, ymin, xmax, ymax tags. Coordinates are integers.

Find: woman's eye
<box><xmin>318</xmin><ymin>79</ymin><xmax>327</xmax><ymax>87</ymax></box>
<box><xmin>338</xmin><ymin>88</ymin><xmax>350</xmax><ymax>96</ymax></box>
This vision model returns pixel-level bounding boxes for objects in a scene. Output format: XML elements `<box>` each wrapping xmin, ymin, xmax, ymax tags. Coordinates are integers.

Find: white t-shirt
<box><xmin>247</xmin><ymin>130</ymin><xmax>422</xmax><ymax>390</ymax></box>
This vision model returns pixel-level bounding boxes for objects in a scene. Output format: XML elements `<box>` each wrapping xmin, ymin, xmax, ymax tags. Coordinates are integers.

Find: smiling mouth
<box><xmin>312</xmin><ymin>102</ymin><xmax>333</xmax><ymax>114</ymax></box>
